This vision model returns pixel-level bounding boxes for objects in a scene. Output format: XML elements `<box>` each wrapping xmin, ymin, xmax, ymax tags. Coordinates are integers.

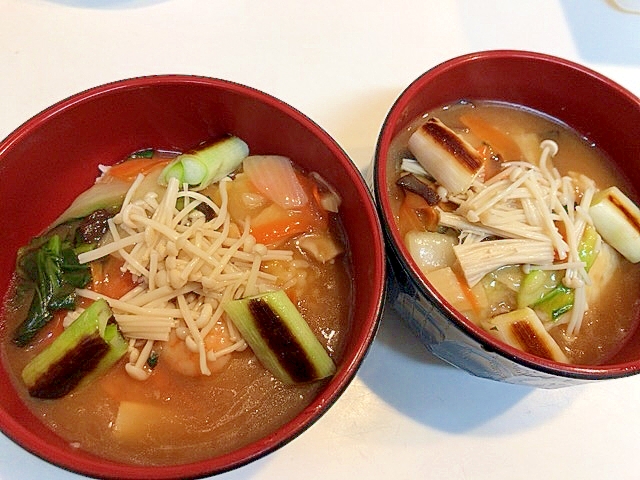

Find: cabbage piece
<box><xmin>425</xmin><ymin>266</ymin><xmax>489</xmax><ymax>324</ymax></box>
<box><xmin>53</xmin><ymin>179</ymin><xmax>130</xmax><ymax>226</ymax></box>
<box><xmin>242</xmin><ymin>155</ymin><xmax>308</xmax><ymax>208</ymax></box>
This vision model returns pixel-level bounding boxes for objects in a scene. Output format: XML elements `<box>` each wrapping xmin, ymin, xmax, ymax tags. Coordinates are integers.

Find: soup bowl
<box><xmin>373</xmin><ymin>50</ymin><xmax>640</xmax><ymax>388</ymax></box>
<box><xmin>0</xmin><ymin>76</ymin><xmax>385</xmax><ymax>478</ymax></box>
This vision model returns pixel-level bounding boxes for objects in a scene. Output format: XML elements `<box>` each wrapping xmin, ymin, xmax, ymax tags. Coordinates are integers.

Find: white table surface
<box><xmin>1</xmin><ymin>1</ymin><xmax>639</xmax><ymax>479</ymax></box>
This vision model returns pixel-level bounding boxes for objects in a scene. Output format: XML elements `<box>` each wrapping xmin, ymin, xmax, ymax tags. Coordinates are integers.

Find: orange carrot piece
<box><xmin>398</xmin><ymin>197</ymin><xmax>425</xmax><ymax>238</ymax></box>
<box><xmin>250</xmin><ymin>203</ymin><xmax>323</xmax><ymax>245</ymax></box>
<box><xmin>477</xmin><ymin>143</ymin><xmax>503</xmax><ymax>181</ymax></box>
<box><xmin>90</xmin><ymin>256</ymin><xmax>137</xmax><ymax>299</ymax></box>
<box><xmin>460</xmin><ymin>113</ymin><xmax>522</xmax><ymax>161</ymax></box>
<box><xmin>105</xmin><ymin>157</ymin><xmax>173</xmax><ymax>182</ymax></box>
<box><xmin>247</xmin><ymin>172</ymin><xmax>329</xmax><ymax>245</ymax></box>
<box><xmin>397</xmin><ymin>191</ymin><xmax>439</xmax><ymax>238</ymax></box>
<box><xmin>454</xmin><ymin>269</ymin><xmax>483</xmax><ymax>318</ymax></box>
<box><xmin>99</xmin><ymin>365</ymin><xmax>162</xmax><ymax>401</ymax></box>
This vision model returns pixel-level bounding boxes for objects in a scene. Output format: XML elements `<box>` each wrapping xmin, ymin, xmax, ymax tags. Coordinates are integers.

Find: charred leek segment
<box><xmin>21</xmin><ymin>299</ymin><xmax>127</xmax><ymax>399</ymax></box>
<box><xmin>13</xmin><ymin>235</ymin><xmax>91</xmax><ymax>347</ymax></box>
<box><xmin>484</xmin><ymin>307</ymin><xmax>569</xmax><ymax>363</ymax></box>
<box><xmin>407</xmin><ymin>117</ymin><xmax>484</xmax><ymax>194</ymax></box>
<box><xmin>223</xmin><ymin>290</ymin><xmax>336</xmax><ymax>385</ymax></box>
<box><xmin>590</xmin><ymin>186</ymin><xmax>640</xmax><ymax>263</ymax></box>
<box><xmin>159</xmin><ymin>135</ymin><xmax>249</xmax><ymax>191</ymax></box>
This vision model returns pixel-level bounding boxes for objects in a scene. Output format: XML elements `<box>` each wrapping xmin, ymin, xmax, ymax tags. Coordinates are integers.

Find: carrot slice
<box><xmin>247</xmin><ymin>171</ymin><xmax>329</xmax><ymax>245</ymax></box>
<box><xmin>460</xmin><ymin>113</ymin><xmax>523</xmax><ymax>161</ymax></box>
<box><xmin>106</xmin><ymin>157</ymin><xmax>173</xmax><ymax>182</ymax></box>
<box><xmin>454</xmin><ymin>269</ymin><xmax>482</xmax><ymax>318</ymax></box>
<box><xmin>397</xmin><ymin>191</ymin><xmax>439</xmax><ymax>238</ymax></box>
<box><xmin>90</xmin><ymin>256</ymin><xmax>137</xmax><ymax>299</ymax></box>
<box><xmin>250</xmin><ymin>203</ymin><xmax>325</xmax><ymax>245</ymax></box>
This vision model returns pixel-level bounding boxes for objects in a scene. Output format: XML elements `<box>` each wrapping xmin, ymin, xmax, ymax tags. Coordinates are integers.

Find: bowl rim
<box><xmin>0</xmin><ymin>74</ymin><xmax>386</xmax><ymax>479</ymax></box>
<box><xmin>374</xmin><ymin>49</ymin><xmax>640</xmax><ymax>381</ymax></box>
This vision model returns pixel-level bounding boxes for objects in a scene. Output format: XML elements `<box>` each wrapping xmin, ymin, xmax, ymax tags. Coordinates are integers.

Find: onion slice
<box><xmin>243</xmin><ymin>155</ymin><xmax>308</xmax><ymax>209</ymax></box>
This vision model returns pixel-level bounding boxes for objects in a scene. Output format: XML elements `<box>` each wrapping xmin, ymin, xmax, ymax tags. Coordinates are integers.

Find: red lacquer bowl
<box><xmin>0</xmin><ymin>76</ymin><xmax>385</xmax><ymax>478</ymax></box>
<box><xmin>374</xmin><ymin>50</ymin><xmax>640</xmax><ymax>388</ymax></box>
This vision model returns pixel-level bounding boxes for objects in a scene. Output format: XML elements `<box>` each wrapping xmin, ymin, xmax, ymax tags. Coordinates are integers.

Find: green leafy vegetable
<box><xmin>13</xmin><ymin>234</ymin><xmax>91</xmax><ymax>347</ymax></box>
<box><xmin>130</xmin><ymin>148</ymin><xmax>155</xmax><ymax>159</ymax></box>
<box><xmin>147</xmin><ymin>351</ymin><xmax>159</xmax><ymax>369</ymax></box>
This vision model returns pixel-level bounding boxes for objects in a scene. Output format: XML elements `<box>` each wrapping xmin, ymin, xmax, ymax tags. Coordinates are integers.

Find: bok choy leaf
<box><xmin>13</xmin><ymin>234</ymin><xmax>91</xmax><ymax>347</ymax></box>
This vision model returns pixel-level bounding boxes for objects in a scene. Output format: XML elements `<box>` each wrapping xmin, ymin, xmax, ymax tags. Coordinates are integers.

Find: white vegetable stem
<box><xmin>590</xmin><ymin>186</ymin><xmax>640</xmax><ymax>263</ymax></box>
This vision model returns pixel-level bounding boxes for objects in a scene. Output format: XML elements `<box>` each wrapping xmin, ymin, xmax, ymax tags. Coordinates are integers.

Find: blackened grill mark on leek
<box><xmin>511</xmin><ymin>320</ymin><xmax>553</xmax><ymax>361</ymax></box>
<box><xmin>28</xmin><ymin>335</ymin><xmax>110</xmax><ymax>399</ymax></box>
<box><xmin>609</xmin><ymin>192</ymin><xmax>640</xmax><ymax>232</ymax></box>
<box><xmin>421</xmin><ymin>119</ymin><xmax>483</xmax><ymax>172</ymax></box>
<box><xmin>248</xmin><ymin>297</ymin><xmax>316</xmax><ymax>383</ymax></box>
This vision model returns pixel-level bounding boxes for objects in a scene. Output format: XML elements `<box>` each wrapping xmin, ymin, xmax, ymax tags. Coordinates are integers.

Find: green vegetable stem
<box><xmin>158</xmin><ymin>135</ymin><xmax>249</xmax><ymax>190</ymax></box>
<box><xmin>21</xmin><ymin>299</ymin><xmax>127</xmax><ymax>398</ymax></box>
<box><xmin>223</xmin><ymin>290</ymin><xmax>336</xmax><ymax>385</ymax></box>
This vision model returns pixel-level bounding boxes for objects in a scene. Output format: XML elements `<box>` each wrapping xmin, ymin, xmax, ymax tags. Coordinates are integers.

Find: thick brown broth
<box><xmin>0</xmin><ymin>156</ymin><xmax>353</xmax><ymax>465</ymax></box>
<box><xmin>388</xmin><ymin>101</ymin><xmax>640</xmax><ymax>365</ymax></box>
<box><xmin>2</xmin><ymin>241</ymin><xmax>351</xmax><ymax>465</ymax></box>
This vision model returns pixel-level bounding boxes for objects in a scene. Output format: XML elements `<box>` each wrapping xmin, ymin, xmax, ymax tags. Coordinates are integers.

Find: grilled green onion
<box><xmin>21</xmin><ymin>299</ymin><xmax>127</xmax><ymax>399</ymax></box>
<box><xmin>159</xmin><ymin>135</ymin><xmax>249</xmax><ymax>190</ymax></box>
<box><xmin>223</xmin><ymin>290</ymin><xmax>336</xmax><ymax>384</ymax></box>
